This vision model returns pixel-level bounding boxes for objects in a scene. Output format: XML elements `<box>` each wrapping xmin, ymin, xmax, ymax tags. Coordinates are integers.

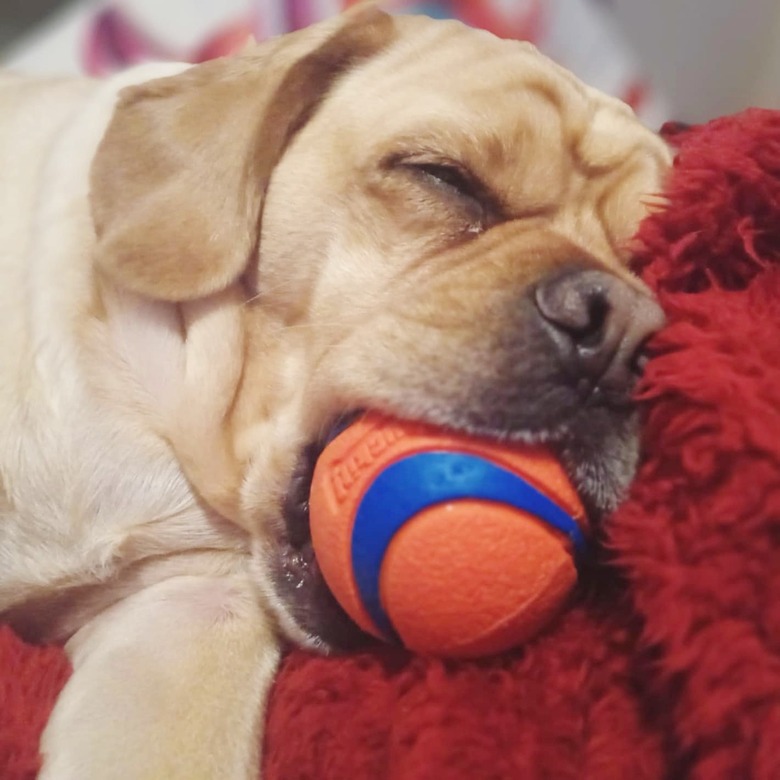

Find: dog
<box><xmin>0</xmin><ymin>6</ymin><xmax>670</xmax><ymax>778</ymax></box>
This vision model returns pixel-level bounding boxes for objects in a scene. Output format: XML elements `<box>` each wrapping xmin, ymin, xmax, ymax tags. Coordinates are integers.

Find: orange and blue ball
<box><xmin>309</xmin><ymin>412</ymin><xmax>588</xmax><ymax>658</ymax></box>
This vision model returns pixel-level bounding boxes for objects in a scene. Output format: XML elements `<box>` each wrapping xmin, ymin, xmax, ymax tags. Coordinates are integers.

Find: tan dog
<box><xmin>0</xmin><ymin>7</ymin><xmax>670</xmax><ymax>779</ymax></box>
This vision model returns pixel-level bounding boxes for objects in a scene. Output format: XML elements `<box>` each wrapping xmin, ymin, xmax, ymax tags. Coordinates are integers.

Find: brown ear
<box><xmin>91</xmin><ymin>7</ymin><xmax>394</xmax><ymax>301</ymax></box>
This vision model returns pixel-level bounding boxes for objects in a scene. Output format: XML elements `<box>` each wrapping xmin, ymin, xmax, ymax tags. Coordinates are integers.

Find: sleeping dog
<box><xmin>0</xmin><ymin>7</ymin><xmax>669</xmax><ymax>778</ymax></box>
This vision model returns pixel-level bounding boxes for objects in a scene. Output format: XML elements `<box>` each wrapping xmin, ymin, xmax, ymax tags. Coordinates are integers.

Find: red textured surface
<box><xmin>2</xmin><ymin>109</ymin><xmax>780</xmax><ymax>779</ymax></box>
<box><xmin>0</xmin><ymin>626</ymin><xmax>70</xmax><ymax>780</ymax></box>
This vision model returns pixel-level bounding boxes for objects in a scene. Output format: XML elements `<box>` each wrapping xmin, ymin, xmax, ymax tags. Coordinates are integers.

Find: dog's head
<box><xmin>91</xmin><ymin>7</ymin><xmax>671</xmax><ymax>649</ymax></box>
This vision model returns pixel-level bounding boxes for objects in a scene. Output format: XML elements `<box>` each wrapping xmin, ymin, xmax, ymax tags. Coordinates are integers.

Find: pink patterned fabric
<box><xmin>82</xmin><ymin>1</ymin><xmax>663</xmax><ymax>123</ymax></box>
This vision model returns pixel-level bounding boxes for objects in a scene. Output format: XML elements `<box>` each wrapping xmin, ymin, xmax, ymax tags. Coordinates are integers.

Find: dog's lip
<box><xmin>280</xmin><ymin>410</ymin><xmax>363</xmax><ymax>548</ymax></box>
<box><xmin>275</xmin><ymin>410</ymin><xmax>375</xmax><ymax>650</ymax></box>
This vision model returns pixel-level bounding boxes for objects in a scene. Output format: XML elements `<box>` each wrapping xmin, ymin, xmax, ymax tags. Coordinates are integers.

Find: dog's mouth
<box><xmin>269</xmin><ymin>403</ymin><xmax>634</xmax><ymax>651</ymax></box>
<box><xmin>271</xmin><ymin>412</ymin><xmax>375</xmax><ymax>651</ymax></box>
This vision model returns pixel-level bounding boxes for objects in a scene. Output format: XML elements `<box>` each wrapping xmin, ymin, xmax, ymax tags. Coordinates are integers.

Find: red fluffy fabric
<box><xmin>613</xmin><ymin>109</ymin><xmax>780</xmax><ymax>778</ymax></box>
<box><xmin>0</xmin><ymin>626</ymin><xmax>70</xmax><ymax>779</ymax></box>
<box><xmin>2</xmin><ymin>109</ymin><xmax>779</xmax><ymax>779</ymax></box>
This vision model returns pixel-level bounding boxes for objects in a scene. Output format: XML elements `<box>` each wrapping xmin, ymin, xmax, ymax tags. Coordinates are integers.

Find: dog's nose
<box><xmin>534</xmin><ymin>269</ymin><xmax>665</xmax><ymax>390</ymax></box>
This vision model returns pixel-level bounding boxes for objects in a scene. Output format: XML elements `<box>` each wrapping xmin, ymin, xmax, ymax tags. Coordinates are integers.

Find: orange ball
<box><xmin>309</xmin><ymin>412</ymin><xmax>587</xmax><ymax>658</ymax></box>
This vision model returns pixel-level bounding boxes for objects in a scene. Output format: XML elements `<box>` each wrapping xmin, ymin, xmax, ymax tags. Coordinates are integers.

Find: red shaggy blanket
<box><xmin>2</xmin><ymin>109</ymin><xmax>780</xmax><ymax>780</ymax></box>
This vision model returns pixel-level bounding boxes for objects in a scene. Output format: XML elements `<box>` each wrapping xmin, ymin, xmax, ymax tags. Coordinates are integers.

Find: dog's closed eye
<box><xmin>384</xmin><ymin>153</ymin><xmax>504</xmax><ymax>232</ymax></box>
<box><xmin>405</xmin><ymin>161</ymin><xmax>479</xmax><ymax>201</ymax></box>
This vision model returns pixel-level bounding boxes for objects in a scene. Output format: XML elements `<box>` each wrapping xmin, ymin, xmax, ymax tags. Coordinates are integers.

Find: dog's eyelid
<box><xmin>384</xmin><ymin>153</ymin><xmax>505</xmax><ymax>220</ymax></box>
<box><xmin>409</xmin><ymin>162</ymin><xmax>477</xmax><ymax>196</ymax></box>
<box><xmin>390</xmin><ymin>154</ymin><xmax>476</xmax><ymax>190</ymax></box>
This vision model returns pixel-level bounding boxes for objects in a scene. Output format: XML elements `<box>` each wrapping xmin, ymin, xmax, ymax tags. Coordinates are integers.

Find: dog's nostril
<box><xmin>535</xmin><ymin>273</ymin><xmax>605</xmax><ymax>336</ymax></box>
<box><xmin>575</xmin><ymin>292</ymin><xmax>610</xmax><ymax>349</ymax></box>
<box><xmin>534</xmin><ymin>269</ymin><xmax>665</xmax><ymax>390</ymax></box>
<box><xmin>534</xmin><ymin>272</ymin><xmax>613</xmax><ymax>353</ymax></box>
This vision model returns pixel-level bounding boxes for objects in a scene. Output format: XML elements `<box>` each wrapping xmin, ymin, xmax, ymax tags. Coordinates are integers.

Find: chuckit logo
<box><xmin>328</xmin><ymin>424</ymin><xmax>405</xmax><ymax>504</ymax></box>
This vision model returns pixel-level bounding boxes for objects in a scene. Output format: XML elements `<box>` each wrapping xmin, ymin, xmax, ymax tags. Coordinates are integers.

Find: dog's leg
<box><xmin>39</xmin><ymin>574</ymin><xmax>278</xmax><ymax>780</ymax></box>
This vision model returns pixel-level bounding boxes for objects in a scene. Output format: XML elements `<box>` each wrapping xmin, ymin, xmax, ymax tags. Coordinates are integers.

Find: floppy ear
<box><xmin>90</xmin><ymin>7</ymin><xmax>394</xmax><ymax>301</ymax></box>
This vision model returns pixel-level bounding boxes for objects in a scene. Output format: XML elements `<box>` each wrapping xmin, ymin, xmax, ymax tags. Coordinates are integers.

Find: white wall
<box><xmin>5</xmin><ymin>0</ymin><xmax>780</xmax><ymax>123</ymax></box>
<box><xmin>747</xmin><ymin>3</ymin><xmax>780</xmax><ymax>110</ymax></box>
<box><xmin>611</xmin><ymin>0</ymin><xmax>780</xmax><ymax>122</ymax></box>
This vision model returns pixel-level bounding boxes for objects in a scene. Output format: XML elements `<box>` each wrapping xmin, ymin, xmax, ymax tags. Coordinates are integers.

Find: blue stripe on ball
<box><xmin>350</xmin><ymin>451</ymin><xmax>587</xmax><ymax>641</ymax></box>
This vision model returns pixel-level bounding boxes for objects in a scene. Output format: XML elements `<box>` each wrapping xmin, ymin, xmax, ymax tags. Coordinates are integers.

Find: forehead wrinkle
<box><xmin>323</xmin><ymin>20</ymin><xmax>599</xmax><ymax>177</ymax></box>
<box><xmin>339</xmin><ymin>16</ymin><xmax>576</xmax><ymax>116</ymax></box>
<box><xmin>351</xmin><ymin>23</ymin><xmax>494</xmax><ymax>100</ymax></box>
<box><xmin>593</xmin><ymin>154</ymin><xmax>666</xmax><ymax>254</ymax></box>
<box><xmin>354</xmin><ymin>82</ymin><xmax>575</xmax><ymax>211</ymax></box>
<box><xmin>385</xmin><ymin>15</ymin><xmax>524</xmax><ymax>75</ymax></box>
<box><xmin>340</xmin><ymin>53</ymin><xmax>595</xmax><ymax>215</ymax></box>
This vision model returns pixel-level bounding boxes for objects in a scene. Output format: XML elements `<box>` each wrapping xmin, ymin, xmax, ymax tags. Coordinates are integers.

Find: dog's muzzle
<box><xmin>269</xmin><ymin>268</ymin><xmax>665</xmax><ymax>650</ymax></box>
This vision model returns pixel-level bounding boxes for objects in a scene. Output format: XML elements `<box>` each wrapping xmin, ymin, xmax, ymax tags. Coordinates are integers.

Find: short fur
<box><xmin>0</xmin><ymin>8</ymin><xmax>669</xmax><ymax>778</ymax></box>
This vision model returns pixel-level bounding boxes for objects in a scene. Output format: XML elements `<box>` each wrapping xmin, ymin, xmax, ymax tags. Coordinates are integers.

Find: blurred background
<box><xmin>0</xmin><ymin>0</ymin><xmax>778</xmax><ymax>127</ymax></box>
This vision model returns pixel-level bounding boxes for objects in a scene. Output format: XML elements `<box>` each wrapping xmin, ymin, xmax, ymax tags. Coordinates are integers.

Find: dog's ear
<box><xmin>91</xmin><ymin>7</ymin><xmax>394</xmax><ymax>301</ymax></box>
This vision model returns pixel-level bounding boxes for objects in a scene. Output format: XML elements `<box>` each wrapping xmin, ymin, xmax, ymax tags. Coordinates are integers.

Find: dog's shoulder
<box><xmin>0</xmin><ymin>63</ymin><xmax>191</xmax><ymax>177</ymax></box>
<box><xmin>0</xmin><ymin>61</ymin><xmax>229</xmax><ymax>625</ymax></box>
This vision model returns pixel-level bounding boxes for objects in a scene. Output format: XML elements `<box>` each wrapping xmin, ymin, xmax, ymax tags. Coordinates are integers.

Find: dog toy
<box><xmin>309</xmin><ymin>412</ymin><xmax>587</xmax><ymax>657</ymax></box>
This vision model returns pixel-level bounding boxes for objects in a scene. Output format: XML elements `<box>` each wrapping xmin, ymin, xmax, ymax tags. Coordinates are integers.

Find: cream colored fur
<box><xmin>0</xmin><ymin>64</ymin><xmax>276</xmax><ymax>779</ymax></box>
<box><xmin>0</xmin><ymin>8</ymin><xmax>670</xmax><ymax>779</ymax></box>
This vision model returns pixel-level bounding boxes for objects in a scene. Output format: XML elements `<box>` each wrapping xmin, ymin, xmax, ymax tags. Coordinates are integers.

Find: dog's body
<box><xmin>0</xmin><ymin>64</ymin><xmax>276</xmax><ymax>779</ymax></box>
<box><xmin>0</xmin><ymin>9</ymin><xmax>670</xmax><ymax>779</ymax></box>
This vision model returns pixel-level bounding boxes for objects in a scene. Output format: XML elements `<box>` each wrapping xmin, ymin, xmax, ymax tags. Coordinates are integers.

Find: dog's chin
<box><xmin>268</xmin><ymin>406</ymin><xmax>638</xmax><ymax>652</ymax></box>
<box><xmin>556</xmin><ymin>415</ymin><xmax>640</xmax><ymax>518</ymax></box>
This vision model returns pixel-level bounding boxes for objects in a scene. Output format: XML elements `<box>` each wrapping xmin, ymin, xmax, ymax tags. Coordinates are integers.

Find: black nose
<box><xmin>534</xmin><ymin>269</ymin><xmax>665</xmax><ymax>391</ymax></box>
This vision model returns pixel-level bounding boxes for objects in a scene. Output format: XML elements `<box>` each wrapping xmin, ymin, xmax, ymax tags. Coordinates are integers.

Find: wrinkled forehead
<box><xmin>325</xmin><ymin>14</ymin><xmax>668</xmax><ymax>179</ymax></box>
<box><xmin>387</xmin><ymin>13</ymin><xmax>588</xmax><ymax>110</ymax></box>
